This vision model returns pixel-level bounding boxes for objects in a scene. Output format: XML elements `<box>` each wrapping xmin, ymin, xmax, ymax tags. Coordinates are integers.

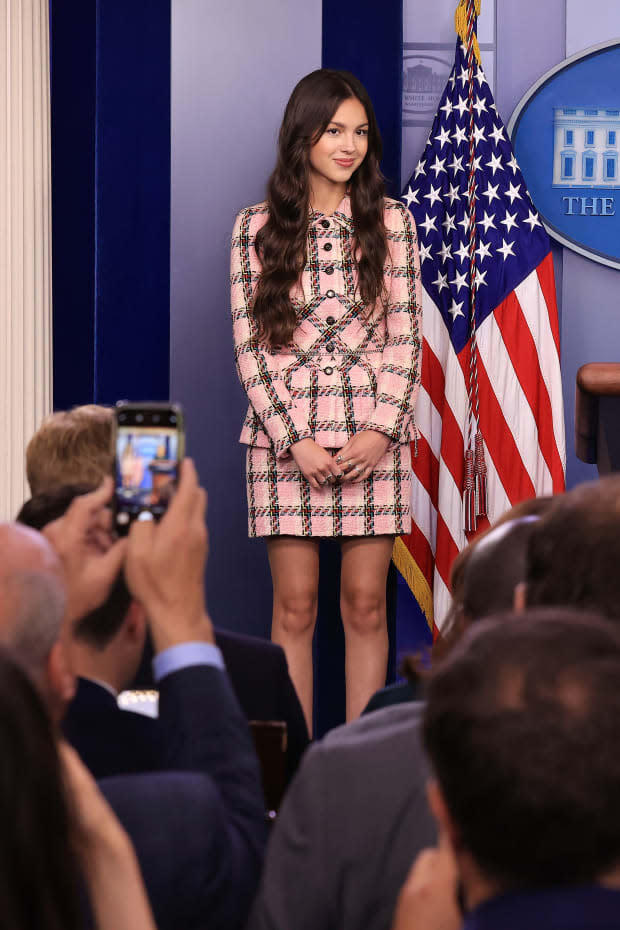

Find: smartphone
<box><xmin>113</xmin><ymin>402</ymin><xmax>185</xmax><ymax>535</ymax></box>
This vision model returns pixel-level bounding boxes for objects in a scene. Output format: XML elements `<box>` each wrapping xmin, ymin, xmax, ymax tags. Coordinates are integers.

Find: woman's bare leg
<box><xmin>267</xmin><ymin>536</ymin><xmax>320</xmax><ymax>736</ymax></box>
<box><xmin>340</xmin><ymin>535</ymin><xmax>394</xmax><ymax>722</ymax></box>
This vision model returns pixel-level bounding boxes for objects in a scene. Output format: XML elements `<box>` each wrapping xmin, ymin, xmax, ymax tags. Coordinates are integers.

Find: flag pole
<box><xmin>456</xmin><ymin>0</ymin><xmax>487</xmax><ymax>531</ymax></box>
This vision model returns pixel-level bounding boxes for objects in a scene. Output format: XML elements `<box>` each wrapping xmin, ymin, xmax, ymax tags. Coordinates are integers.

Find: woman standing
<box><xmin>231</xmin><ymin>69</ymin><xmax>422</xmax><ymax>732</ymax></box>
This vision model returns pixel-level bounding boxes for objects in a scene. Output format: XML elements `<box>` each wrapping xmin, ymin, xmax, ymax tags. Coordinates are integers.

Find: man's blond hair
<box><xmin>26</xmin><ymin>405</ymin><xmax>114</xmax><ymax>495</ymax></box>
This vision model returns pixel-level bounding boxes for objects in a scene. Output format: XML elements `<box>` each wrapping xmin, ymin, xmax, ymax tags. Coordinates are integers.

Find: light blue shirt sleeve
<box><xmin>153</xmin><ymin>641</ymin><xmax>225</xmax><ymax>682</ymax></box>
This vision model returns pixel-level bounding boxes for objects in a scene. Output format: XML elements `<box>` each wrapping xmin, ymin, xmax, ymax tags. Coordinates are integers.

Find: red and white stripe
<box><xmin>405</xmin><ymin>252</ymin><xmax>566</xmax><ymax>632</ymax></box>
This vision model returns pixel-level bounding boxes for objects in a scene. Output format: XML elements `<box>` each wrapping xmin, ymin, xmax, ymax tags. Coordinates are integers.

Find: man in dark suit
<box><xmin>132</xmin><ymin>625</ymin><xmax>309</xmax><ymax>780</ymax></box>
<box><xmin>3</xmin><ymin>465</ymin><xmax>266</xmax><ymax>930</ymax></box>
<box><xmin>18</xmin><ymin>485</ymin><xmax>309</xmax><ymax>780</ymax></box>
<box><xmin>393</xmin><ymin>611</ymin><xmax>620</xmax><ymax>930</ymax></box>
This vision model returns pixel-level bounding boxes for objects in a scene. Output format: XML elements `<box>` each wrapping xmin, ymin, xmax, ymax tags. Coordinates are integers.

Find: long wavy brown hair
<box><xmin>253</xmin><ymin>69</ymin><xmax>388</xmax><ymax>347</ymax></box>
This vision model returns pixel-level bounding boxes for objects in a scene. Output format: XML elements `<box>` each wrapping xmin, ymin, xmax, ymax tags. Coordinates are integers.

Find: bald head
<box><xmin>461</xmin><ymin>517</ymin><xmax>539</xmax><ymax>621</ymax></box>
<box><xmin>0</xmin><ymin>524</ymin><xmax>66</xmax><ymax>688</ymax></box>
<box><xmin>0</xmin><ymin>523</ymin><xmax>63</xmax><ymax>585</ymax></box>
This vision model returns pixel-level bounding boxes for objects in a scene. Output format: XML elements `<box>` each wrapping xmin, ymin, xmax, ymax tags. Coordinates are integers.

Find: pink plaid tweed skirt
<box><xmin>246</xmin><ymin>444</ymin><xmax>411</xmax><ymax>538</ymax></box>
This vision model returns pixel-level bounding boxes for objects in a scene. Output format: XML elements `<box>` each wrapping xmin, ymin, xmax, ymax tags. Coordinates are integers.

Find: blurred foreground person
<box><xmin>1</xmin><ymin>464</ymin><xmax>266</xmax><ymax>930</ymax></box>
<box><xmin>18</xmin><ymin>482</ymin><xmax>308</xmax><ymax>782</ymax></box>
<box><xmin>394</xmin><ymin>610</ymin><xmax>620</xmax><ymax>930</ymax></box>
<box><xmin>248</xmin><ymin>514</ymin><xmax>541</xmax><ymax>930</ymax></box>
<box><xmin>0</xmin><ymin>647</ymin><xmax>155</xmax><ymax>930</ymax></box>
<box><xmin>521</xmin><ymin>476</ymin><xmax>620</xmax><ymax>619</ymax></box>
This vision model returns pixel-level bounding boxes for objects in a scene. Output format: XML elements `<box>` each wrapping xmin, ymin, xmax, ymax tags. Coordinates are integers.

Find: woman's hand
<box><xmin>336</xmin><ymin>430</ymin><xmax>391</xmax><ymax>483</ymax></box>
<box><xmin>391</xmin><ymin>832</ymin><xmax>462</xmax><ymax>930</ymax></box>
<box><xmin>290</xmin><ymin>438</ymin><xmax>344</xmax><ymax>490</ymax></box>
<box><xmin>61</xmin><ymin>742</ymin><xmax>157</xmax><ymax>930</ymax></box>
<box><xmin>61</xmin><ymin>741</ymin><xmax>129</xmax><ymax>863</ymax></box>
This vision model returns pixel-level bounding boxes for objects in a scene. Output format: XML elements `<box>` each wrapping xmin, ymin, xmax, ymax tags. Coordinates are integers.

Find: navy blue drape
<box><xmin>322</xmin><ymin>0</ymin><xmax>403</xmax><ymax>196</ymax></box>
<box><xmin>50</xmin><ymin>0</ymin><xmax>170</xmax><ymax>409</ymax></box>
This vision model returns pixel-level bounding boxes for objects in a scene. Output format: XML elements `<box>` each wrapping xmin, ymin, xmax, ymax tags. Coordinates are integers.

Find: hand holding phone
<box><xmin>113</xmin><ymin>403</ymin><xmax>185</xmax><ymax>536</ymax></box>
<box><xmin>124</xmin><ymin>458</ymin><xmax>215</xmax><ymax>650</ymax></box>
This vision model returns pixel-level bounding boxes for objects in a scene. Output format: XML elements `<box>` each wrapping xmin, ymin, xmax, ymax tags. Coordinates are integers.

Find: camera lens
<box><xmin>136</xmin><ymin>414</ymin><xmax>143</xmax><ymax>423</ymax></box>
<box><xmin>119</xmin><ymin>414</ymin><xmax>126</xmax><ymax>423</ymax></box>
<box><xmin>170</xmin><ymin>415</ymin><xmax>177</xmax><ymax>424</ymax></box>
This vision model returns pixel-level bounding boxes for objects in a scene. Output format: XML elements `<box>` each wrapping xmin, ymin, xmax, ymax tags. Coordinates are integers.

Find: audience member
<box><xmin>393</xmin><ymin>610</ymin><xmax>620</xmax><ymax>930</ymax></box>
<box><xmin>64</xmin><ymin>571</ymin><xmax>154</xmax><ymax>777</ymax></box>
<box><xmin>247</xmin><ymin>507</ymin><xmax>542</xmax><ymax>930</ymax></box>
<box><xmin>456</xmin><ymin>515</ymin><xmax>541</xmax><ymax>620</ymax></box>
<box><xmin>2</xmin><ymin>466</ymin><xmax>266</xmax><ymax>930</ymax></box>
<box><xmin>521</xmin><ymin>476</ymin><xmax>620</xmax><ymax>618</ymax></box>
<box><xmin>22</xmin><ymin>413</ymin><xmax>310</xmax><ymax>776</ymax></box>
<box><xmin>364</xmin><ymin>497</ymin><xmax>552</xmax><ymax>714</ymax></box>
<box><xmin>17</xmin><ymin>485</ymin><xmax>168</xmax><ymax>776</ymax></box>
<box><xmin>0</xmin><ymin>646</ymin><xmax>155</xmax><ymax>930</ymax></box>
<box><xmin>26</xmin><ymin>405</ymin><xmax>114</xmax><ymax>495</ymax></box>
<box><xmin>18</xmin><ymin>483</ymin><xmax>309</xmax><ymax>780</ymax></box>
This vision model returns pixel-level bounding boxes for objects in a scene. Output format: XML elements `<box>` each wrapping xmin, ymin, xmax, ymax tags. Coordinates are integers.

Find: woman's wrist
<box><xmin>290</xmin><ymin>437</ymin><xmax>315</xmax><ymax>450</ymax></box>
<box><xmin>82</xmin><ymin>819</ymin><xmax>157</xmax><ymax>930</ymax></box>
<box><xmin>80</xmin><ymin>813</ymin><xmax>133</xmax><ymax>876</ymax></box>
<box><xmin>365</xmin><ymin>427</ymin><xmax>391</xmax><ymax>444</ymax></box>
<box><xmin>290</xmin><ymin>437</ymin><xmax>316</xmax><ymax>462</ymax></box>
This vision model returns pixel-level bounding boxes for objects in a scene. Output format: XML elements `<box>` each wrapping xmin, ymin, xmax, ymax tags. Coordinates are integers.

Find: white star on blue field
<box><xmin>402</xmin><ymin>40</ymin><xmax>549</xmax><ymax>353</ymax></box>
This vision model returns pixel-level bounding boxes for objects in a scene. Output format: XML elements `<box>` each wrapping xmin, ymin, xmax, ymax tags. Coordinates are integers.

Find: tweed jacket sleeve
<box><xmin>361</xmin><ymin>202</ymin><xmax>422</xmax><ymax>444</ymax></box>
<box><xmin>231</xmin><ymin>207</ymin><xmax>313</xmax><ymax>458</ymax></box>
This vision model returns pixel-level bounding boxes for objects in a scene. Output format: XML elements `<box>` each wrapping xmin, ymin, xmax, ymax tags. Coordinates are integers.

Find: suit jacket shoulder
<box><xmin>101</xmin><ymin>665</ymin><xmax>267</xmax><ymax>930</ymax></box>
<box><xmin>362</xmin><ymin>680</ymin><xmax>420</xmax><ymax>716</ymax></box>
<box><xmin>100</xmin><ymin>769</ymin><xmax>261</xmax><ymax>930</ymax></box>
<box><xmin>248</xmin><ymin>702</ymin><xmax>436</xmax><ymax>930</ymax></box>
<box><xmin>63</xmin><ymin>677</ymin><xmax>162</xmax><ymax>778</ymax></box>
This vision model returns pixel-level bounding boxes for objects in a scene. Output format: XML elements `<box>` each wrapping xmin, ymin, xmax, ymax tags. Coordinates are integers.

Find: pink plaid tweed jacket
<box><xmin>231</xmin><ymin>195</ymin><xmax>422</xmax><ymax>459</ymax></box>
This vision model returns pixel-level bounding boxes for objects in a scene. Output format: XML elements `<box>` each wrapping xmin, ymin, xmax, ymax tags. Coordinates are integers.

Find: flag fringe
<box><xmin>392</xmin><ymin>537</ymin><xmax>434</xmax><ymax>631</ymax></box>
<box><xmin>473</xmin><ymin>430</ymin><xmax>487</xmax><ymax>517</ymax></box>
<box><xmin>454</xmin><ymin>0</ymin><xmax>482</xmax><ymax>64</ymax></box>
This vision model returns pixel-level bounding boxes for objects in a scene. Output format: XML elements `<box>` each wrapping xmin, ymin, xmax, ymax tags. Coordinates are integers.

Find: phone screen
<box><xmin>115</xmin><ymin>424</ymin><xmax>180</xmax><ymax>531</ymax></box>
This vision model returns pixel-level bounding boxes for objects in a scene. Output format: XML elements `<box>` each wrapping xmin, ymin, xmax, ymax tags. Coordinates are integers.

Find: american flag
<box><xmin>394</xmin><ymin>35</ymin><xmax>566</xmax><ymax>632</ymax></box>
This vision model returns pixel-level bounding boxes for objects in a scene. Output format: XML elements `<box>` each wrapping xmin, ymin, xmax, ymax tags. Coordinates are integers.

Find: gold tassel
<box><xmin>392</xmin><ymin>537</ymin><xmax>434</xmax><ymax>631</ymax></box>
<box><xmin>454</xmin><ymin>0</ymin><xmax>482</xmax><ymax>66</ymax></box>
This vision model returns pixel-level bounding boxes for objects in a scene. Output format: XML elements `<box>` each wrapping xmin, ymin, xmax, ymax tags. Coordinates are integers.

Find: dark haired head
<box><xmin>424</xmin><ymin>608</ymin><xmax>620</xmax><ymax>888</ymax></box>
<box><xmin>16</xmin><ymin>483</ymin><xmax>96</xmax><ymax>529</ymax></box>
<box><xmin>460</xmin><ymin>516</ymin><xmax>540</xmax><ymax>620</ymax></box>
<box><xmin>252</xmin><ymin>69</ymin><xmax>387</xmax><ymax>346</ymax></box>
<box><xmin>404</xmin><ymin>498</ymin><xmax>554</xmax><ymax>676</ymax></box>
<box><xmin>0</xmin><ymin>647</ymin><xmax>81</xmax><ymax>930</ymax></box>
<box><xmin>17</xmin><ymin>485</ymin><xmax>132</xmax><ymax>648</ymax></box>
<box><xmin>526</xmin><ymin>477</ymin><xmax>620</xmax><ymax>620</ymax></box>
